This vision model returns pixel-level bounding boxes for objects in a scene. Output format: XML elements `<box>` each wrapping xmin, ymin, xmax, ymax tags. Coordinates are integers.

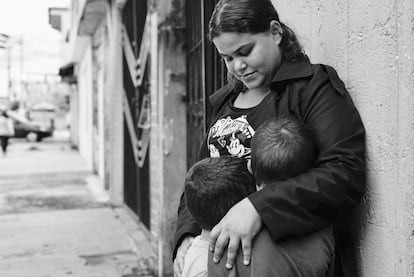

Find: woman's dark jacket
<box><xmin>174</xmin><ymin>57</ymin><xmax>366</xmax><ymax>277</ymax></box>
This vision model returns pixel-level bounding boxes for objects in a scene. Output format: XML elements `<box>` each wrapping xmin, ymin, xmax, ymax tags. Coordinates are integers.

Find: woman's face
<box><xmin>212</xmin><ymin>27</ymin><xmax>282</xmax><ymax>92</ymax></box>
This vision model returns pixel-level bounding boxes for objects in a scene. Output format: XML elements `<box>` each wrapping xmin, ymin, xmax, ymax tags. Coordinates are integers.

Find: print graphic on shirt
<box><xmin>207</xmin><ymin>115</ymin><xmax>255</xmax><ymax>158</ymax></box>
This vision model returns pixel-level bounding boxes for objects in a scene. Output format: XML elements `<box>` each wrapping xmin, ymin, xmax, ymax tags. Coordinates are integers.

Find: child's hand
<box><xmin>209</xmin><ymin>198</ymin><xmax>261</xmax><ymax>269</ymax></box>
<box><xmin>173</xmin><ymin>236</ymin><xmax>194</xmax><ymax>277</ymax></box>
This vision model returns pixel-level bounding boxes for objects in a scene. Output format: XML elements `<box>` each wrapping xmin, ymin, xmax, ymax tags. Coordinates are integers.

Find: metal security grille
<box><xmin>122</xmin><ymin>0</ymin><xmax>150</xmax><ymax>229</ymax></box>
<box><xmin>185</xmin><ymin>0</ymin><xmax>226</xmax><ymax>168</ymax></box>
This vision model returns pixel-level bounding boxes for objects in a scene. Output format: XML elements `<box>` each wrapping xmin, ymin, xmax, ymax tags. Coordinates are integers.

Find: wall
<box><xmin>91</xmin><ymin>19</ymin><xmax>108</xmax><ymax>183</ymax></box>
<box><xmin>105</xmin><ymin>1</ymin><xmax>124</xmax><ymax>203</ymax></box>
<box><xmin>272</xmin><ymin>0</ymin><xmax>414</xmax><ymax>276</ymax></box>
<box><xmin>77</xmin><ymin>39</ymin><xmax>94</xmax><ymax>170</ymax></box>
<box><xmin>150</xmin><ymin>0</ymin><xmax>187</xmax><ymax>276</ymax></box>
<box><xmin>69</xmin><ymin>84</ymin><xmax>79</xmax><ymax>147</ymax></box>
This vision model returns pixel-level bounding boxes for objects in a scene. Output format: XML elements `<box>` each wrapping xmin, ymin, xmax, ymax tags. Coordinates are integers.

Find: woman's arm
<box><xmin>210</xmin><ymin>65</ymin><xmax>366</xmax><ymax>267</ymax></box>
<box><xmin>251</xmin><ymin>65</ymin><xmax>366</xmax><ymax>239</ymax></box>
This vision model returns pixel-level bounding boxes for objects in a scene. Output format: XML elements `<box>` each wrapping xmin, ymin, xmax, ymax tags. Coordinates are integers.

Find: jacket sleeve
<box><xmin>248</xmin><ymin>65</ymin><xmax>366</xmax><ymax>240</ymax></box>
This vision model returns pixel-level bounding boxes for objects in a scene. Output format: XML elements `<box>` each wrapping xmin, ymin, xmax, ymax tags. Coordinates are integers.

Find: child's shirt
<box><xmin>181</xmin><ymin>234</ymin><xmax>210</xmax><ymax>277</ymax></box>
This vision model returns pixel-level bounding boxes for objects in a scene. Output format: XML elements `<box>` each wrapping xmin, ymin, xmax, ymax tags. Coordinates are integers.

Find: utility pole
<box><xmin>7</xmin><ymin>47</ymin><xmax>11</xmax><ymax>97</ymax></box>
<box><xmin>0</xmin><ymin>33</ymin><xmax>11</xmax><ymax>98</ymax></box>
<box><xmin>19</xmin><ymin>35</ymin><xmax>25</xmax><ymax>109</ymax></box>
<box><xmin>19</xmin><ymin>35</ymin><xmax>24</xmax><ymax>79</ymax></box>
<box><xmin>0</xmin><ymin>33</ymin><xmax>27</xmax><ymax>105</ymax></box>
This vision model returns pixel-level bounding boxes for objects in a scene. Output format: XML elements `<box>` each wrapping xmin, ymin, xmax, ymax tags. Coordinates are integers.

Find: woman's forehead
<box><xmin>212</xmin><ymin>32</ymin><xmax>267</xmax><ymax>54</ymax></box>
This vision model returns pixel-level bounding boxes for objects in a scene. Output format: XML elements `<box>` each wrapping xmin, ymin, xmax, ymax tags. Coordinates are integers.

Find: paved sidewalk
<box><xmin>0</xmin><ymin>130</ymin><xmax>89</xmax><ymax>179</ymax></box>
<box><xmin>0</xmin><ymin>207</ymin><xmax>155</xmax><ymax>277</ymax></box>
<box><xmin>0</xmin><ymin>131</ymin><xmax>155</xmax><ymax>277</ymax></box>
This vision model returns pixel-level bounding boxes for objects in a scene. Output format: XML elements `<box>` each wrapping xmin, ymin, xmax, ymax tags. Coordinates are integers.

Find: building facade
<box><xmin>51</xmin><ymin>0</ymin><xmax>190</xmax><ymax>275</ymax></box>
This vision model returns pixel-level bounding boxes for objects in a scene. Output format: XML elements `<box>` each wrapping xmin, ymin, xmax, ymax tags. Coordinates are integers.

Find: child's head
<box><xmin>184</xmin><ymin>156</ymin><xmax>255</xmax><ymax>230</ymax></box>
<box><xmin>251</xmin><ymin>117</ymin><xmax>317</xmax><ymax>185</ymax></box>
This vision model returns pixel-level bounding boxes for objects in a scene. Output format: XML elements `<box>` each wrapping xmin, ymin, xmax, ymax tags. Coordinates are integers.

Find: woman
<box><xmin>174</xmin><ymin>0</ymin><xmax>366</xmax><ymax>276</ymax></box>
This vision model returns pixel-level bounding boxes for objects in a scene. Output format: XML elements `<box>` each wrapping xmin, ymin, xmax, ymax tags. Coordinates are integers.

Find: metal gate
<box><xmin>122</xmin><ymin>0</ymin><xmax>150</xmax><ymax>228</ymax></box>
<box><xmin>185</xmin><ymin>0</ymin><xmax>227</xmax><ymax>168</ymax></box>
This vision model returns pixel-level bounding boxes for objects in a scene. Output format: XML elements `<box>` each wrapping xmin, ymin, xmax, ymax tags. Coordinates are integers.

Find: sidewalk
<box><xmin>0</xmin><ymin>208</ymin><xmax>155</xmax><ymax>277</ymax></box>
<box><xmin>0</xmin><ymin>131</ymin><xmax>155</xmax><ymax>277</ymax></box>
<box><xmin>0</xmin><ymin>130</ymin><xmax>90</xmax><ymax>179</ymax></box>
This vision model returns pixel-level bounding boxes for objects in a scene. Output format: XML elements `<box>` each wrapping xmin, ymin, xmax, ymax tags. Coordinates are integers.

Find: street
<box><xmin>0</xmin><ymin>132</ymin><xmax>155</xmax><ymax>277</ymax></box>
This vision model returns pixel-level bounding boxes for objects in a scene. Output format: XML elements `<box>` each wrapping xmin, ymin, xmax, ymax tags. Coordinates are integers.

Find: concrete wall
<box><xmin>150</xmin><ymin>0</ymin><xmax>187</xmax><ymax>276</ymax></box>
<box><xmin>77</xmin><ymin>39</ymin><xmax>94</xmax><ymax>171</ymax></box>
<box><xmin>105</xmin><ymin>2</ymin><xmax>124</xmax><ymax>203</ymax></box>
<box><xmin>92</xmin><ymin>20</ymin><xmax>107</xmax><ymax>181</ymax></box>
<box><xmin>69</xmin><ymin>84</ymin><xmax>79</xmax><ymax>147</ymax></box>
<box><xmin>272</xmin><ymin>0</ymin><xmax>414</xmax><ymax>276</ymax></box>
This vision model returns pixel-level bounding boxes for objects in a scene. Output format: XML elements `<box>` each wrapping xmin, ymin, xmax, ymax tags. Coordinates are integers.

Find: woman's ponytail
<box><xmin>280</xmin><ymin>22</ymin><xmax>305</xmax><ymax>62</ymax></box>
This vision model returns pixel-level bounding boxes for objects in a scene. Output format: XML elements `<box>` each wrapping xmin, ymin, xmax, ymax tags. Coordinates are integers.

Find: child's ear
<box><xmin>247</xmin><ymin>159</ymin><xmax>253</xmax><ymax>174</ymax></box>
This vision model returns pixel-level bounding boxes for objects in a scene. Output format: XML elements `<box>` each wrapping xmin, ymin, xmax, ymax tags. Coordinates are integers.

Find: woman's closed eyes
<box><xmin>220</xmin><ymin>43</ymin><xmax>254</xmax><ymax>62</ymax></box>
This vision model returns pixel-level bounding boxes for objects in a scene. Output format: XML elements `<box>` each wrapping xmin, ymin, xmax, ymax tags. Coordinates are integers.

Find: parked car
<box><xmin>6</xmin><ymin>110</ymin><xmax>54</xmax><ymax>142</ymax></box>
<box><xmin>29</xmin><ymin>102</ymin><xmax>57</xmax><ymax>124</ymax></box>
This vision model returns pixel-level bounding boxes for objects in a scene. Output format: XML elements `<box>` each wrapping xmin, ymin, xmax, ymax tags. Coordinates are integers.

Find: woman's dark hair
<box><xmin>208</xmin><ymin>0</ymin><xmax>304</xmax><ymax>62</ymax></box>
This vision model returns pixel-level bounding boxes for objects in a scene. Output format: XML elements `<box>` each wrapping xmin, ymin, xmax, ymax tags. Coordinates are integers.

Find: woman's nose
<box><xmin>234</xmin><ymin>59</ymin><xmax>247</xmax><ymax>73</ymax></box>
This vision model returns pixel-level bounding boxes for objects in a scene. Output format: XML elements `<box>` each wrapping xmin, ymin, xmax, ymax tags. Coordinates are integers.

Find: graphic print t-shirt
<box><xmin>207</xmin><ymin>92</ymin><xmax>277</xmax><ymax>158</ymax></box>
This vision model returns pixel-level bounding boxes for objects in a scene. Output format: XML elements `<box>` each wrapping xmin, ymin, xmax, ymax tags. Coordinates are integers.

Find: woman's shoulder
<box><xmin>208</xmin><ymin>83</ymin><xmax>234</xmax><ymax>109</ymax></box>
<box><xmin>307</xmin><ymin>63</ymin><xmax>347</xmax><ymax>97</ymax></box>
<box><xmin>281</xmin><ymin>63</ymin><xmax>348</xmax><ymax>105</ymax></box>
<box><xmin>277</xmin><ymin>60</ymin><xmax>351</xmax><ymax>115</ymax></box>
<box><xmin>272</xmin><ymin>56</ymin><xmax>347</xmax><ymax>96</ymax></box>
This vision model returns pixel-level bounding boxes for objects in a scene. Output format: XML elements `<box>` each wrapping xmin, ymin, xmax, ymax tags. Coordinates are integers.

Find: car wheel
<box><xmin>26</xmin><ymin>132</ymin><xmax>37</xmax><ymax>142</ymax></box>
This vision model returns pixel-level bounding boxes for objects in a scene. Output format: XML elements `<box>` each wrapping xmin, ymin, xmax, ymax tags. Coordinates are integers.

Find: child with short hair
<box><xmin>250</xmin><ymin>117</ymin><xmax>318</xmax><ymax>187</ymax></box>
<box><xmin>182</xmin><ymin>117</ymin><xmax>334</xmax><ymax>277</ymax></box>
<box><xmin>181</xmin><ymin>156</ymin><xmax>255</xmax><ymax>277</ymax></box>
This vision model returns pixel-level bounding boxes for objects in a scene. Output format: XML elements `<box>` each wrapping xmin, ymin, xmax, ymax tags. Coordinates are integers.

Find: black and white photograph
<box><xmin>0</xmin><ymin>0</ymin><xmax>413</xmax><ymax>276</ymax></box>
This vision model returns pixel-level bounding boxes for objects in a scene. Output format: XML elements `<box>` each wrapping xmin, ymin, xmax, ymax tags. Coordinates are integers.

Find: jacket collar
<box><xmin>209</xmin><ymin>83</ymin><xmax>233</xmax><ymax>108</ymax></box>
<box><xmin>271</xmin><ymin>55</ymin><xmax>313</xmax><ymax>82</ymax></box>
<box><xmin>209</xmin><ymin>56</ymin><xmax>313</xmax><ymax>108</ymax></box>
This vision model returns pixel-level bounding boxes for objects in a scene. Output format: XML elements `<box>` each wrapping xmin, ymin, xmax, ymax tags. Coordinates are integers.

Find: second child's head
<box><xmin>184</xmin><ymin>156</ymin><xmax>255</xmax><ymax>230</ymax></box>
<box><xmin>251</xmin><ymin>117</ymin><xmax>317</xmax><ymax>186</ymax></box>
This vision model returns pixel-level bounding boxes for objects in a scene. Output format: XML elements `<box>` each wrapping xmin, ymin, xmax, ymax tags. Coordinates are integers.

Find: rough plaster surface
<box><xmin>105</xmin><ymin>4</ymin><xmax>124</xmax><ymax>204</ymax></box>
<box><xmin>150</xmin><ymin>0</ymin><xmax>187</xmax><ymax>276</ymax></box>
<box><xmin>273</xmin><ymin>0</ymin><xmax>414</xmax><ymax>276</ymax></box>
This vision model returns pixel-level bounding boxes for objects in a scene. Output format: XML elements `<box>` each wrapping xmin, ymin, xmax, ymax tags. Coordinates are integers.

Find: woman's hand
<box><xmin>209</xmin><ymin>198</ymin><xmax>262</xmax><ymax>269</ymax></box>
<box><xmin>173</xmin><ymin>236</ymin><xmax>194</xmax><ymax>277</ymax></box>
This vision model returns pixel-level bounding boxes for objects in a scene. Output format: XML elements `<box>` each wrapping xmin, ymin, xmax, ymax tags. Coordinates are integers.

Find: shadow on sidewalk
<box><xmin>0</xmin><ymin>175</ymin><xmax>109</xmax><ymax>214</ymax></box>
<box><xmin>0</xmin><ymin>132</ymin><xmax>156</xmax><ymax>276</ymax></box>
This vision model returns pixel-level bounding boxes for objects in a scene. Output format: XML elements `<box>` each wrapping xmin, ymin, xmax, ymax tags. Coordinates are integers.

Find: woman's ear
<box><xmin>269</xmin><ymin>20</ymin><xmax>283</xmax><ymax>45</ymax></box>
